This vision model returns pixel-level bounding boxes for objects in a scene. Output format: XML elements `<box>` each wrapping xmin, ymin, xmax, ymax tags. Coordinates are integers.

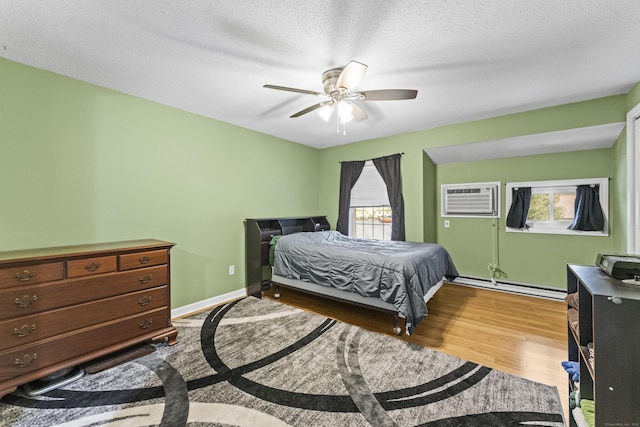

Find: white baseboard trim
<box><xmin>452</xmin><ymin>276</ymin><xmax>566</xmax><ymax>301</ymax></box>
<box><xmin>171</xmin><ymin>288</ymin><xmax>247</xmax><ymax>319</ymax></box>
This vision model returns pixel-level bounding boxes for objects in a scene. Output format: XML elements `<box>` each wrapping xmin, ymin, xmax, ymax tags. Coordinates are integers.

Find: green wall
<box><xmin>0</xmin><ymin>58</ymin><xmax>320</xmax><ymax>308</ymax></box>
<box><xmin>318</xmin><ymin>96</ymin><xmax>628</xmax><ymax>289</ymax></box>
<box><xmin>628</xmin><ymin>80</ymin><xmax>640</xmax><ymax>110</ymax></box>
<box><xmin>2</xmin><ymin>56</ymin><xmax>637</xmax><ymax>301</ymax></box>
<box><xmin>437</xmin><ymin>149</ymin><xmax>613</xmax><ymax>287</ymax></box>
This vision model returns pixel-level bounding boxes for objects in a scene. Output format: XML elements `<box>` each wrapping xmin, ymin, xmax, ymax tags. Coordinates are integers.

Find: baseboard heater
<box><xmin>451</xmin><ymin>276</ymin><xmax>566</xmax><ymax>301</ymax></box>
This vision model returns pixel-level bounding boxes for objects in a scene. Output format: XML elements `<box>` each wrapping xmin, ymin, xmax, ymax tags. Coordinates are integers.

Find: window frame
<box><xmin>348</xmin><ymin>161</ymin><xmax>392</xmax><ymax>240</ymax></box>
<box><xmin>627</xmin><ymin>102</ymin><xmax>640</xmax><ymax>253</ymax></box>
<box><xmin>349</xmin><ymin>205</ymin><xmax>393</xmax><ymax>240</ymax></box>
<box><xmin>505</xmin><ymin>177</ymin><xmax>609</xmax><ymax>236</ymax></box>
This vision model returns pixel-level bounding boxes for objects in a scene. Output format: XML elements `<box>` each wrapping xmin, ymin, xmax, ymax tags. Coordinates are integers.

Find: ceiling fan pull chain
<box><xmin>335</xmin><ymin>114</ymin><xmax>347</xmax><ymax>135</ymax></box>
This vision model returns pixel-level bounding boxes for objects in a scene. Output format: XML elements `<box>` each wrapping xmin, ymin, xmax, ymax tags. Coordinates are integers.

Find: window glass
<box><xmin>528</xmin><ymin>193</ymin><xmax>551</xmax><ymax>221</ymax></box>
<box><xmin>555</xmin><ymin>192</ymin><xmax>575</xmax><ymax>221</ymax></box>
<box><xmin>528</xmin><ymin>187</ymin><xmax>576</xmax><ymax>224</ymax></box>
<box><xmin>351</xmin><ymin>206</ymin><xmax>392</xmax><ymax>240</ymax></box>
<box><xmin>350</xmin><ymin>161</ymin><xmax>392</xmax><ymax>240</ymax></box>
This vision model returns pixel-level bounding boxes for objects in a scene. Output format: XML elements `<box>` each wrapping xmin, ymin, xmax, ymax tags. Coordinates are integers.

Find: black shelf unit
<box><xmin>566</xmin><ymin>264</ymin><xmax>640</xmax><ymax>426</ymax></box>
<box><xmin>245</xmin><ymin>216</ymin><xmax>330</xmax><ymax>297</ymax></box>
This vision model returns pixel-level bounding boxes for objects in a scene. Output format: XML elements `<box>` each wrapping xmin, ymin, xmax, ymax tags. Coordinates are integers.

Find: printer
<box><xmin>596</xmin><ymin>253</ymin><xmax>640</xmax><ymax>279</ymax></box>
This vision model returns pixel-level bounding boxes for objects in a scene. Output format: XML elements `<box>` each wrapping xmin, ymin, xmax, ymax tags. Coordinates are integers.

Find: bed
<box><xmin>270</xmin><ymin>230</ymin><xmax>458</xmax><ymax>335</ymax></box>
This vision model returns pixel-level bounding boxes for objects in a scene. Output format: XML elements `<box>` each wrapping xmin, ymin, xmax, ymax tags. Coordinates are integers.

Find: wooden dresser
<box><xmin>0</xmin><ymin>239</ymin><xmax>177</xmax><ymax>398</ymax></box>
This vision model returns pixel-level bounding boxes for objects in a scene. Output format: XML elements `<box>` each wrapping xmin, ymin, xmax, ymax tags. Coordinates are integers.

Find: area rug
<box><xmin>0</xmin><ymin>296</ymin><xmax>565</xmax><ymax>426</ymax></box>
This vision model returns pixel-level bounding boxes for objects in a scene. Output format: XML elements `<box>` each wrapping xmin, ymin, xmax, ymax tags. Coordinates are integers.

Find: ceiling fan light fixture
<box><xmin>318</xmin><ymin>103</ymin><xmax>334</xmax><ymax>122</ymax></box>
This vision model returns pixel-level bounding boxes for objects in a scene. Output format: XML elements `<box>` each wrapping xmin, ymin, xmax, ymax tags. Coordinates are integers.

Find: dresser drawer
<box><xmin>0</xmin><ymin>286</ymin><xmax>168</xmax><ymax>351</ymax></box>
<box><xmin>0</xmin><ymin>265</ymin><xmax>168</xmax><ymax>321</ymax></box>
<box><xmin>0</xmin><ymin>262</ymin><xmax>64</xmax><ymax>289</ymax></box>
<box><xmin>67</xmin><ymin>255</ymin><xmax>117</xmax><ymax>278</ymax></box>
<box><xmin>0</xmin><ymin>307</ymin><xmax>168</xmax><ymax>382</ymax></box>
<box><xmin>119</xmin><ymin>250</ymin><xmax>168</xmax><ymax>271</ymax></box>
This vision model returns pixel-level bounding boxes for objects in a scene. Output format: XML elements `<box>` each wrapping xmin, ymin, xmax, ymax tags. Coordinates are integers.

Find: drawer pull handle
<box><xmin>16</xmin><ymin>270</ymin><xmax>36</xmax><ymax>281</ymax></box>
<box><xmin>139</xmin><ymin>274</ymin><xmax>153</xmax><ymax>284</ymax></box>
<box><xmin>138</xmin><ymin>296</ymin><xmax>152</xmax><ymax>306</ymax></box>
<box><xmin>139</xmin><ymin>319</ymin><xmax>153</xmax><ymax>329</ymax></box>
<box><xmin>14</xmin><ymin>324</ymin><xmax>37</xmax><ymax>338</ymax></box>
<box><xmin>85</xmin><ymin>262</ymin><xmax>102</xmax><ymax>272</ymax></box>
<box><xmin>15</xmin><ymin>353</ymin><xmax>38</xmax><ymax>368</ymax></box>
<box><xmin>15</xmin><ymin>295</ymin><xmax>38</xmax><ymax>308</ymax></box>
<box><xmin>139</xmin><ymin>256</ymin><xmax>152</xmax><ymax>264</ymax></box>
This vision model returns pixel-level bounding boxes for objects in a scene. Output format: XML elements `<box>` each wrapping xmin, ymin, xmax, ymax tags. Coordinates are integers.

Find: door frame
<box><xmin>627</xmin><ymin>102</ymin><xmax>640</xmax><ymax>253</ymax></box>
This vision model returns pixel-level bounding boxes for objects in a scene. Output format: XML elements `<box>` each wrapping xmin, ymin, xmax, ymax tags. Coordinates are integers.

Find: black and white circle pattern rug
<box><xmin>0</xmin><ymin>296</ymin><xmax>565</xmax><ymax>426</ymax></box>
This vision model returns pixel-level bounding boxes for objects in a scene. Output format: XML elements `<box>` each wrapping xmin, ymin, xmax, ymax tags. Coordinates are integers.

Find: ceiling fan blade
<box><xmin>359</xmin><ymin>89</ymin><xmax>418</xmax><ymax>101</ymax></box>
<box><xmin>350</xmin><ymin>103</ymin><xmax>368</xmax><ymax>121</ymax></box>
<box><xmin>290</xmin><ymin>102</ymin><xmax>325</xmax><ymax>118</ymax></box>
<box><xmin>263</xmin><ymin>84</ymin><xmax>323</xmax><ymax>96</ymax></box>
<box><xmin>336</xmin><ymin>60</ymin><xmax>368</xmax><ymax>92</ymax></box>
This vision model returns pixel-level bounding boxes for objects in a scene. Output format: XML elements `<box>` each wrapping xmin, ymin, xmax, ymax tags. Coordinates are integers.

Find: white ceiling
<box><xmin>424</xmin><ymin>122</ymin><xmax>626</xmax><ymax>164</ymax></box>
<box><xmin>2</xmin><ymin>1</ymin><xmax>640</xmax><ymax>149</ymax></box>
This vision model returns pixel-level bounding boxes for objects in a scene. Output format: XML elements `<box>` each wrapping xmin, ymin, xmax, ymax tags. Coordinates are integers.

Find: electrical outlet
<box><xmin>228</xmin><ymin>265</ymin><xmax>235</xmax><ymax>275</ymax></box>
<box><xmin>444</xmin><ymin>220</ymin><xmax>450</xmax><ymax>228</ymax></box>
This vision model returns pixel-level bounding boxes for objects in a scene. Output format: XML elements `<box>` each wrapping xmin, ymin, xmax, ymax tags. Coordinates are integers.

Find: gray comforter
<box><xmin>273</xmin><ymin>231</ymin><xmax>458</xmax><ymax>334</ymax></box>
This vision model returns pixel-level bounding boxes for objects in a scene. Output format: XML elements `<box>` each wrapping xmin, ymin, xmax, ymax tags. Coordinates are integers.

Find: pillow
<box><xmin>269</xmin><ymin>235</ymin><xmax>283</xmax><ymax>266</ymax></box>
<box><xmin>564</xmin><ymin>292</ymin><xmax>579</xmax><ymax>310</ymax></box>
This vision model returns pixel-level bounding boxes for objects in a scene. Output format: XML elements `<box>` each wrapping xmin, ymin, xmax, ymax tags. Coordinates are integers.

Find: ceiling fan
<box><xmin>263</xmin><ymin>60</ymin><xmax>418</xmax><ymax>127</ymax></box>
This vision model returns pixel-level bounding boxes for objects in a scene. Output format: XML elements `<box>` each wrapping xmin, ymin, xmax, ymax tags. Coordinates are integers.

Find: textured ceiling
<box><xmin>2</xmin><ymin>1</ymin><xmax>640</xmax><ymax>149</ymax></box>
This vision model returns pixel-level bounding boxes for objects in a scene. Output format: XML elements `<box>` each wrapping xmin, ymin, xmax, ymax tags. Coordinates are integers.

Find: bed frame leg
<box><xmin>392</xmin><ymin>315</ymin><xmax>402</xmax><ymax>335</ymax></box>
<box><xmin>274</xmin><ymin>285</ymin><xmax>281</xmax><ymax>299</ymax></box>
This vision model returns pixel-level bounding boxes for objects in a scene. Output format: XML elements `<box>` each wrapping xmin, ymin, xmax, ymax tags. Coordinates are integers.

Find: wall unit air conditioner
<box><xmin>441</xmin><ymin>182</ymin><xmax>500</xmax><ymax>218</ymax></box>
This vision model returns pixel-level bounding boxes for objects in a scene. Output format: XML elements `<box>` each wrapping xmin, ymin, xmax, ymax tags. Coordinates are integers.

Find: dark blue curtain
<box><xmin>506</xmin><ymin>187</ymin><xmax>531</xmax><ymax>229</ymax></box>
<box><xmin>372</xmin><ymin>153</ymin><xmax>406</xmax><ymax>241</ymax></box>
<box><xmin>336</xmin><ymin>160</ymin><xmax>365</xmax><ymax>235</ymax></box>
<box><xmin>568</xmin><ymin>185</ymin><xmax>605</xmax><ymax>231</ymax></box>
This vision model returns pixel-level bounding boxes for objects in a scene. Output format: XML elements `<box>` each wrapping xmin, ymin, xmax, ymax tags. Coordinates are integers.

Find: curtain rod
<box><xmin>505</xmin><ymin>177</ymin><xmax>611</xmax><ymax>186</ymax></box>
<box><xmin>339</xmin><ymin>152</ymin><xmax>404</xmax><ymax>164</ymax></box>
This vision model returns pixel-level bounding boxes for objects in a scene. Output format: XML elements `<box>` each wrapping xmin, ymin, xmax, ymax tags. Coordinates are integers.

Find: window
<box><xmin>351</xmin><ymin>206</ymin><xmax>393</xmax><ymax>240</ymax></box>
<box><xmin>506</xmin><ymin>178</ymin><xmax>608</xmax><ymax>236</ymax></box>
<box><xmin>528</xmin><ymin>186</ymin><xmax>575</xmax><ymax>224</ymax></box>
<box><xmin>349</xmin><ymin>161</ymin><xmax>392</xmax><ymax>240</ymax></box>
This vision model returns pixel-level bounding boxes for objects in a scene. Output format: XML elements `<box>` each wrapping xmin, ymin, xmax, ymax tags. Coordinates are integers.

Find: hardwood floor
<box><xmin>263</xmin><ymin>282</ymin><xmax>569</xmax><ymax>421</ymax></box>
